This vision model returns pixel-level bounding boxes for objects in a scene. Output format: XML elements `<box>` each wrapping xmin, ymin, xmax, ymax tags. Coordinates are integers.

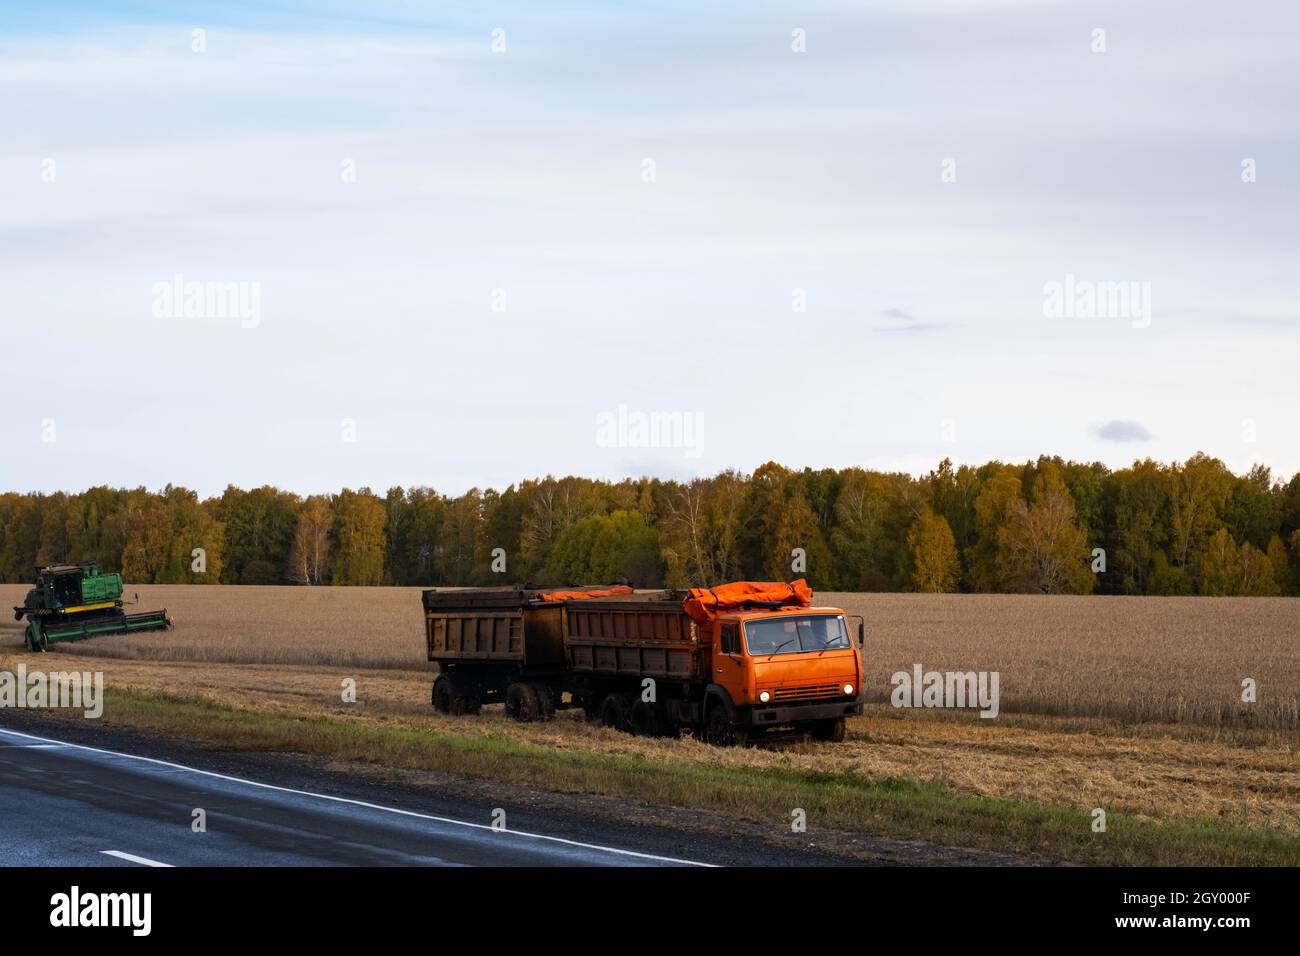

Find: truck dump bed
<box><xmin>422</xmin><ymin>586</ymin><xmax>632</xmax><ymax>667</ymax></box>
<box><xmin>563</xmin><ymin>590</ymin><xmax>704</xmax><ymax>680</ymax></box>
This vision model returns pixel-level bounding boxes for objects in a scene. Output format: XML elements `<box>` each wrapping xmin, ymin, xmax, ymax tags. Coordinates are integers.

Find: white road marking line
<box><xmin>101</xmin><ymin>850</ymin><xmax>173</xmax><ymax>867</ymax></box>
<box><xmin>0</xmin><ymin>727</ymin><xmax>714</xmax><ymax>867</ymax></box>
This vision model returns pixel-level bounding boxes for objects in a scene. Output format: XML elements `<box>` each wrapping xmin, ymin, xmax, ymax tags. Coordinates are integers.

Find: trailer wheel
<box><xmin>446</xmin><ymin>673</ymin><xmax>481</xmax><ymax>716</ymax></box>
<box><xmin>704</xmin><ymin>705</ymin><xmax>745</xmax><ymax>747</ymax></box>
<box><xmin>453</xmin><ymin>685</ymin><xmax>482</xmax><ymax>716</ymax></box>
<box><xmin>810</xmin><ymin>717</ymin><xmax>846</xmax><ymax>743</ymax></box>
<box><xmin>531</xmin><ymin>683</ymin><xmax>557</xmax><ymax>721</ymax></box>
<box><xmin>431</xmin><ymin>676</ymin><xmax>453</xmax><ymax>714</ymax></box>
<box><xmin>505</xmin><ymin>682</ymin><xmax>541</xmax><ymax>723</ymax></box>
<box><xmin>597</xmin><ymin>694</ymin><xmax>631</xmax><ymax>733</ymax></box>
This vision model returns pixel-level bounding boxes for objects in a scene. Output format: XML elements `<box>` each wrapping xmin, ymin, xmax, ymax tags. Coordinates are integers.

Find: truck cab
<box><xmin>708</xmin><ymin>606</ymin><xmax>864</xmax><ymax>744</ymax></box>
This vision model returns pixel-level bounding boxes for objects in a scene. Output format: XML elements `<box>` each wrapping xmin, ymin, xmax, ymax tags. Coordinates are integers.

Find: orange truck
<box><xmin>423</xmin><ymin>580</ymin><xmax>864</xmax><ymax>746</ymax></box>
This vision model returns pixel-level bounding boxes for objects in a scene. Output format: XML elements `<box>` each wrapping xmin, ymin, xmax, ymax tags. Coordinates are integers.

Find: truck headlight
<box><xmin>759</xmin><ymin>691</ymin><xmax>771</xmax><ymax>703</ymax></box>
<box><xmin>843</xmin><ymin>683</ymin><xmax>854</xmax><ymax>696</ymax></box>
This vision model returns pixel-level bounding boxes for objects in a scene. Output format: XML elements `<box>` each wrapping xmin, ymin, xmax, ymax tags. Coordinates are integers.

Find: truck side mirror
<box><xmin>857</xmin><ymin>621</ymin><xmax>864</xmax><ymax>646</ymax></box>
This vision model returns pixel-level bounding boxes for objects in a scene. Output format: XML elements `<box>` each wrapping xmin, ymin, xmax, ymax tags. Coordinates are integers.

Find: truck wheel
<box><xmin>597</xmin><ymin>694</ymin><xmax>631</xmax><ymax>733</ymax></box>
<box><xmin>630</xmin><ymin>699</ymin><xmax>667</xmax><ymax>737</ymax></box>
<box><xmin>505</xmin><ymin>682</ymin><xmax>541</xmax><ymax>723</ymax></box>
<box><xmin>431</xmin><ymin>676</ymin><xmax>453</xmax><ymax>714</ymax></box>
<box><xmin>447</xmin><ymin>674</ymin><xmax>481</xmax><ymax>716</ymax></box>
<box><xmin>704</xmin><ymin>706</ymin><xmax>745</xmax><ymax>747</ymax></box>
<box><xmin>810</xmin><ymin>717</ymin><xmax>846</xmax><ymax>743</ymax></box>
<box><xmin>454</xmin><ymin>686</ymin><xmax>482</xmax><ymax>716</ymax></box>
<box><xmin>531</xmin><ymin>683</ymin><xmax>557</xmax><ymax>721</ymax></box>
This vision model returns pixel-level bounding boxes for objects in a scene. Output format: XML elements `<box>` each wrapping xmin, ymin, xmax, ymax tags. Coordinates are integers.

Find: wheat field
<box><xmin>2</xmin><ymin>585</ymin><xmax>1297</xmax><ymax>728</ymax></box>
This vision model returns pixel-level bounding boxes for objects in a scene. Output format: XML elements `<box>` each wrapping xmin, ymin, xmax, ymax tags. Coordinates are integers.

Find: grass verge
<box><xmin>61</xmin><ymin>686</ymin><xmax>1300</xmax><ymax>866</ymax></box>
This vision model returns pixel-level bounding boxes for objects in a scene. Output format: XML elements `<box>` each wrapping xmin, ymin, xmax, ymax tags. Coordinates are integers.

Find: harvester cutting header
<box><xmin>13</xmin><ymin>563</ymin><xmax>172</xmax><ymax>652</ymax></box>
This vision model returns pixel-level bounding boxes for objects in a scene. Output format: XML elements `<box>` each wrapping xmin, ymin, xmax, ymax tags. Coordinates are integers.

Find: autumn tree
<box><xmin>660</xmin><ymin>471</ymin><xmax>744</xmax><ymax>587</ymax></box>
<box><xmin>968</xmin><ymin>465</ymin><xmax>1024</xmax><ymax>591</ymax></box>
<box><xmin>907</xmin><ymin>510</ymin><xmax>960</xmax><ymax>593</ymax></box>
<box><xmin>288</xmin><ymin>496</ymin><xmax>332</xmax><ymax>585</ymax></box>
<box><xmin>1167</xmin><ymin>454</ymin><xmax>1233</xmax><ymax>576</ymax></box>
<box><xmin>995</xmin><ymin>469</ymin><xmax>1094</xmax><ymax>594</ymax></box>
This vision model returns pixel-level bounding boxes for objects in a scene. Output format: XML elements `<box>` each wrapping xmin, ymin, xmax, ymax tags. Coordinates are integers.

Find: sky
<box><xmin>1</xmin><ymin>1</ymin><xmax>1296</xmax><ymax>497</ymax></box>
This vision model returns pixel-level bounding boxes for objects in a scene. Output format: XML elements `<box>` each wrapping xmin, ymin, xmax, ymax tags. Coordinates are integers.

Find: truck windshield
<box><xmin>744</xmin><ymin>615</ymin><xmax>850</xmax><ymax>656</ymax></box>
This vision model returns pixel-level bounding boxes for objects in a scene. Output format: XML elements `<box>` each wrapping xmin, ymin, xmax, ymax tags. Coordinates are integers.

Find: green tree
<box><xmin>548</xmin><ymin>510</ymin><xmax>663</xmax><ymax>586</ymax></box>
<box><xmin>1108</xmin><ymin>459</ymin><xmax>1168</xmax><ymax>595</ymax></box>
<box><xmin>330</xmin><ymin>489</ymin><xmax>387</xmax><ymax>585</ymax></box>
<box><xmin>831</xmin><ymin>469</ymin><xmax>905</xmax><ymax>590</ymax></box>
<box><xmin>216</xmin><ymin>485</ymin><xmax>298</xmax><ymax>584</ymax></box>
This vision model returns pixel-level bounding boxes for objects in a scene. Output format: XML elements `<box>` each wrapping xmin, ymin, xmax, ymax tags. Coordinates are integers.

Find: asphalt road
<box><xmin>0</xmin><ymin>726</ymin><xmax>710</xmax><ymax>867</ymax></box>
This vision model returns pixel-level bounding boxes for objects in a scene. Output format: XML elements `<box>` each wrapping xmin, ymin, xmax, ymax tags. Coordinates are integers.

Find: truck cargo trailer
<box><xmin>423</xmin><ymin>580</ymin><xmax>864</xmax><ymax>746</ymax></box>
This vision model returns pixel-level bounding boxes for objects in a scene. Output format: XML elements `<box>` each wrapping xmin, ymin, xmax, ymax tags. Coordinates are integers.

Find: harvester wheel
<box><xmin>810</xmin><ymin>717</ymin><xmax>846</xmax><ymax>743</ymax></box>
<box><xmin>505</xmin><ymin>682</ymin><xmax>541</xmax><ymax>723</ymax></box>
<box><xmin>26</xmin><ymin>622</ymin><xmax>47</xmax><ymax>653</ymax></box>
<box><xmin>597</xmin><ymin>694</ymin><xmax>631</xmax><ymax>733</ymax></box>
<box><xmin>431</xmin><ymin>676</ymin><xmax>453</xmax><ymax>714</ymax></box>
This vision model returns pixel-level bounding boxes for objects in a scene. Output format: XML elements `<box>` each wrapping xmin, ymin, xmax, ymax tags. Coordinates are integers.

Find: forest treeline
<box><xmin>3</xmin><ymin>454</ymin><xmax>1300</xmax><ymax>596</ymax></box>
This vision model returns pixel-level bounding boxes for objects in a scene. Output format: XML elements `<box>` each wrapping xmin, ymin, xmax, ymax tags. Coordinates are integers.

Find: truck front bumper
<box><xmin>740</xmin><ymin>697</ymin><xmax>863</xmax><ymax>727</ymax></box>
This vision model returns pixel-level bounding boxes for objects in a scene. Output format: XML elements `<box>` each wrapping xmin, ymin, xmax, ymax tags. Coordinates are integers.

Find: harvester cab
<box><xmin>13</xmin><ymin>563</ymin><xmax>172</xmax><ymax>652</ymax></box>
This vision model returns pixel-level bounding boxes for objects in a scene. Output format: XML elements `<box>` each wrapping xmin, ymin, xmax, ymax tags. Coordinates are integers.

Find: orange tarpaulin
<box><xmin>539</xmin><ymin>585</ymin><xmax>634</xmax><ymax>602</ymax></box>
<box><xmin>683</xmin><ymin>580</ymin><xmax>813</xmax><ymax>623</ymax></box>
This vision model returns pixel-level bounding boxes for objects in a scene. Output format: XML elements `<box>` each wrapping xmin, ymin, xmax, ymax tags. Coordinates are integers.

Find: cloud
<box><xmin>875</xmin><ymin>308</ymin><xmax>944</xmax><ymax>333</ymax></box>
<box><xmin>1094</xmin><ymin>420</ymin><xmax>1153</xmax><ymax>443</ymax></box>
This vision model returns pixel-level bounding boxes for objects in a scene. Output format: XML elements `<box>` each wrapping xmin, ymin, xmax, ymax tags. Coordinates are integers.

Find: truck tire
<box><xmin>597</xmin><ymin>694</ymin><xmax>631</xmax><ymax>733</ymax></box>
<box><xmin>505</xmin><ymin>682</ymin><xmax>541</xmax><ymax>723</ymax></box>
<box><xmin>431</xmin><ymin>676</ymin><xmax>453</xmax><ymax>714</ymax></box>
<box><xmin>531</xmin><ymin>683</ymin><xmax>557</xmax><ymax>721</ymax></box>
<box><xmin>630</xmin><ymin>698</ymin><xmax>668</xmax><ymax>737</ymax></box>
<box><xmin>810</xmin><ymin>717</ymin><xmax>846</xmax><ymax>743</ymax></box>
<box><xmin>704</xmin><ymin>705</ymin><xmax>746</xmax><ymax>747</ymax></box>
<box><xmin>448</xmin><ymin>674</ymin><xmax>481</xmax><ymax>716</ymax></box>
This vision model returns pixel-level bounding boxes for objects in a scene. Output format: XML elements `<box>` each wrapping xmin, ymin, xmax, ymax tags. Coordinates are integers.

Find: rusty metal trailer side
<box><xmin>422</xmin><ymin>588</ymin><xmax>569</xmax><ymax>668</ymax></box>
<box><xmin>563</xmin><ymin>598</ymin><xmax>705</xmax><ymax>681</ymax></box>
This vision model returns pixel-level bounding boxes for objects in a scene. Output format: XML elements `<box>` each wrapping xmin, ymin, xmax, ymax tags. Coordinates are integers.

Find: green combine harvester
<box><xmin>12</xmin><ymin>563</ymin><xmax>172</xmax><ymax>652</ymax></box>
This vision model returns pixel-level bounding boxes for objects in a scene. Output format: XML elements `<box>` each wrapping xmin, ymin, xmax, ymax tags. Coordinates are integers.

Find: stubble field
<box><xmin>2</xmin><ymin>584</ymin><xmax>1297</xmax><ymax>859</ymax></box>
<box><xmin>6</xmin><ymin>585</ymin><xmax>1296</xmax><ymax>728</ymax></box>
